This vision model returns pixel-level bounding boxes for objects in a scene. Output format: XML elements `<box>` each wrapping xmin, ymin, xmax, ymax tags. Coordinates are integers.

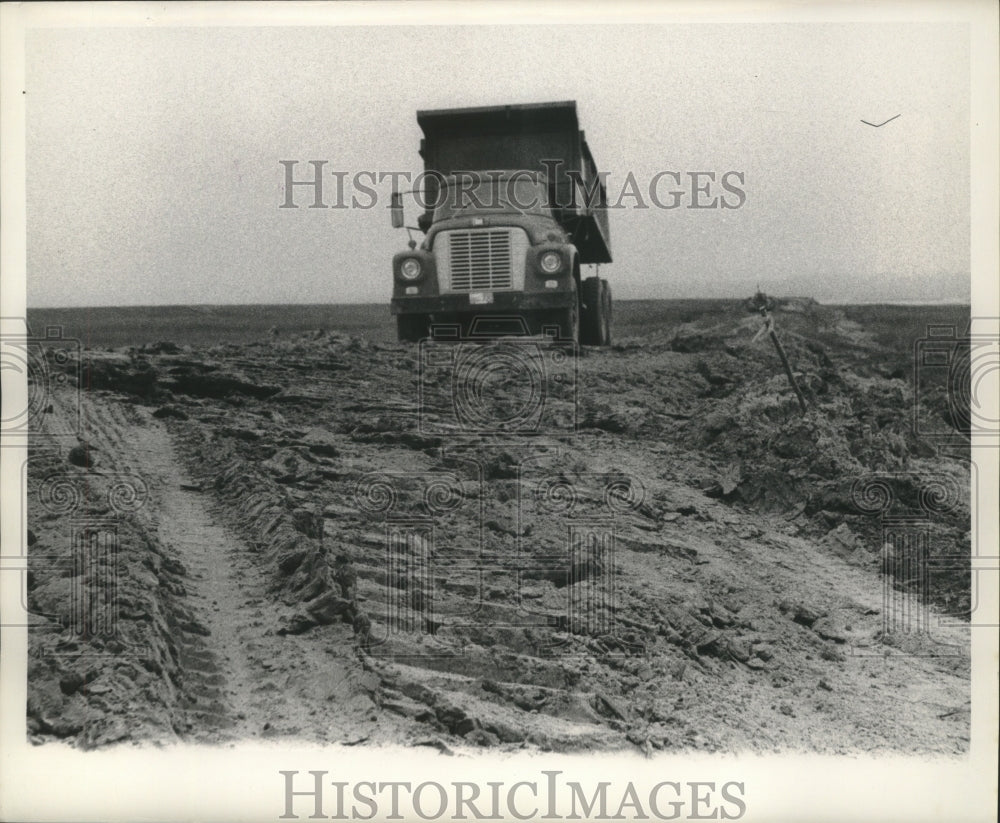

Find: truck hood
<box><xmin>424</xmin><ymin>214</ymin><xmax>566</xmax><ymax>250</ymax></box>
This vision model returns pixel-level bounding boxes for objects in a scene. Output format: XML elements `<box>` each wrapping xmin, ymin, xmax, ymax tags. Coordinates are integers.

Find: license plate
<box><xmin>469</xmin><ymin>292</ymin><xmax>494</xmax><ymax>305</ymax></box>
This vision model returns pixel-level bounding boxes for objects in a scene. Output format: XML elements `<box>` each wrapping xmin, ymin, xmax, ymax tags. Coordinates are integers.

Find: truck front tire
<box><xmin>529</xmin><ymin>281</ymin><xmax>579</xmax><ymax>342</ymax></box>
<box><xmin>581</xmin><ymin>276</ymin><xmax>612</xmax><ymax>346</ymax></box>
<box><xmin>543</xmin><ymin>296</ymin><xmax>578</xmax><ymax>342</ymax></box>
<box><xmin>396</xmin><ymin>314</ymin><xmax>429</xmax><ymax>342</ymax></box>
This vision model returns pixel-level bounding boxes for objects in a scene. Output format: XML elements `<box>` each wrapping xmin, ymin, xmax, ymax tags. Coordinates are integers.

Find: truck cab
<box><xmin>390</xmin><ymin>102</ymin><xmax>612</xmax><ymax>345</ymax></box>
<box><xmin>391</xmin><ymin>171</ymin><xmax>585</xmax><ymax>341</ymax></box>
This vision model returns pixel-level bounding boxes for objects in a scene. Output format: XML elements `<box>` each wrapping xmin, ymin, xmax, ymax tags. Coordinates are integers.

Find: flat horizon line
<box><xmin>25</xmin><ymin>298</ymin><xmax>972</xmax><ymax>311</ymax></box>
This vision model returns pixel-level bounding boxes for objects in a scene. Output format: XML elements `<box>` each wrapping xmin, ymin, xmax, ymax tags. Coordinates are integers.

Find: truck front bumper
<box><xmin>390</xmin><ymin>290</ymin><xmax>573</xmax><ymax>316</ymax></box>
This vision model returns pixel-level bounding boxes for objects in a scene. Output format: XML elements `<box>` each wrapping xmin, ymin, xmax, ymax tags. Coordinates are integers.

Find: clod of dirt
<box><xmin>261</xmin><ymin>449</ymin><xmax>317</xmax><ymax>483</ymax></box>
<box><xmin>434</xmin><ymin>700</ymin><xmax>478</xmax><ymax>735</ymax></box>
<box><xmin>727</xmin><ymin>638</ymin><xmax>753</xmax><ymax>662</ymax></box>
<box><xmin>59</xmin><ymin>672</ymin><xmax>85</xmax><ymax>696</ymax></box>
<box><xmin>581</xmin><ymin>401</ymin><xmax>647</xmax><ymax>435</ymax></box>
<box><xmin>754</xmin><ymin>645</ymin><xmax>775</xmax><ymax>662</ymax></box>
<box><xmin>277</xmin><ymin>614</ymin><xmax>317</xmax><ymax>636</ymax></box>
<box><xmin>165</xmin><ymin>370</ymin><xmax>280</xmax><ymax>399</ymax></box>
<box><xmin>218</xmin><ymin>426</ymin><xmax>262</xmax><ymax>442</ymax></box>
<box><xmin>811</xmin><ymin>616</ymin><xmax>848</xmax><ymax>643</ymax></box>
<box><xmin>306</xmin><ymin>591</ymin><xmax>354</xmax><ymax>624</ymax></box>
<box><xmin>592</xmin><ymin>692</ymin><xmax>629</xmax><ymax>721</ymax></box>
<box><xmin>778</xmin><ymin>600</ymin><xmax>827</xmax><ymax>627</ymax></box>
<box><xmin>296</xmin><ymin>427</ymin><xmax>341</xmax><ymax>457</ymax></box>
<box><xmin>179</xmin><ymin>618</ymin><xmax>211</xmax><ymax>636</ymax></box>
<box><xmin>466</xmin><ymin>728</ymin><xmax>500</xmax><ymax>747</ymax></box>
<box><xmin>140</xmin><ymin>341</ymin><xmax>181</xmax><ymax>355</ymax></box>
<box><xmin>290</xmin><ymin>507</ymin><xmax>323</xmax><ymax>540</ymax></box>
<box><xmin>153</xmin><ymin>405</ymin><xmax>189</xmax><ymax>420</ymax></box>
<box><xmin>81</xmin><ymin>354</ymin><xmax>158</xmax><ymax>397</ymax></box>
<box><xmin>67</xmin><ymin>444</ymin><xmax>96</xmax><ymax>468</ymax></box>
<box><xmin>701</xmin><ymin>464</ymin><xmax>743</xmax><ymax>498</ymax></box>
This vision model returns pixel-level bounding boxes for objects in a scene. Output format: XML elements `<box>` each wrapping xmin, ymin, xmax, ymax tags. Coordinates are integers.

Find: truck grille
<box><xmin>447</xmin><ymin>230</ymin><xmax>513</xmax><ymax>291</ymax></box>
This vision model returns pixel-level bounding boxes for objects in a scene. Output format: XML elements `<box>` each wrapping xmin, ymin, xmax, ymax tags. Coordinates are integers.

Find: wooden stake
<box><xmin>751</xmin><ymin>301</ymin><xmax>808</xmax><ymax>415</ymax></box>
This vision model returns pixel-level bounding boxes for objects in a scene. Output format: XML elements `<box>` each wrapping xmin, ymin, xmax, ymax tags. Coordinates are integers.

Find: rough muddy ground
<box><xmin>25</xmin><ymin>299</ymin><xmax>971</xmax><ymax>753</ymax></box>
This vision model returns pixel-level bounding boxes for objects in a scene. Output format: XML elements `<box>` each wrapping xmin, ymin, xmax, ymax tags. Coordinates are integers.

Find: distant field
<box><xmin>27</xmin><ymin>304</ymin><xmax>396</xmax><ymax>349</ymax></box>
<box><xmin>27</xmin><ymin>300</ymin><xmax>970</xmax><ymax>352</ymax></box>
<box><xmin>834</xmin><ymin>303</ymin><xmax>971</xmax><ymax>352</ymax></box>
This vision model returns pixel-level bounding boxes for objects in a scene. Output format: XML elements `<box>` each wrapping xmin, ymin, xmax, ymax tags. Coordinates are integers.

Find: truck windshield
<box><xmin>432</xmin><ymin>176</ymin><xmax>550</xmax><ymax>222</ymax></box>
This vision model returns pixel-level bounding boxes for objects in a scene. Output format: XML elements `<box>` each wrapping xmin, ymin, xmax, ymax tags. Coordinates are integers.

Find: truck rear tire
<box><xmin>580</xmin><ymin>276</ymin><xmax>612</xmax><ymax>346</ymax></box>
<box><xmin>396</xmin><ymin>314</ymin><xmax>429</xmax><ymax>342</ymax></box>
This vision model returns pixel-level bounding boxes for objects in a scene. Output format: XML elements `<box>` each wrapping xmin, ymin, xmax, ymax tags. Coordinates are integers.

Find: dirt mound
<box><xmin>661</xmin><ymin>306</ymin><xmax>970</xmax><ymax>616</ymax></box>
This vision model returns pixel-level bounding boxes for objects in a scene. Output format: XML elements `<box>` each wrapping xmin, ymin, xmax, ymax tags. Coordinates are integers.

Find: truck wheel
<box><xmin>396</xmin><ymin>314</ymin><xmax>429</xmax><ymax>342</ymax></box>
<box><xmin>600</xmin><ymin>278</ymin><xmax>613</xmax><ymax>346</ymax></box>
<box><xmin>548</xmin><ymin>295</ymin><xmax>579</xmax><ymax>343</ymax></box>
<box><xmin>531</xmin><ymin>285</ymin><xmax>579</xmax><ymax>342</ymax></box>
<box><xmin>580</xmin><ymin>276</ymin><xmax>611</xmax><ymax>346</ymax></box>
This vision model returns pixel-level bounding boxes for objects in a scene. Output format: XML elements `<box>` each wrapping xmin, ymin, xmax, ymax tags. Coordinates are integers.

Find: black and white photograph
<box><xmin>1</xmin><ymin>2</ymin><xmax>997</xmax><ymax>821</ymax></box>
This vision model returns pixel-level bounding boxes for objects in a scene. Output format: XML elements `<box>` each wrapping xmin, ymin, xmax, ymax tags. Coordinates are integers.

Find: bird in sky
<box><xmin>861</xmin><ymin>113</ymin><xmax>901</xmax><ymax>127</ymax></box>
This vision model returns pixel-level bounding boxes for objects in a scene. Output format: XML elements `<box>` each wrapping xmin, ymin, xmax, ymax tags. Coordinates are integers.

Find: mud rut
<box><xmin>137</xmin><ymin>425</ymin><xmax>265</xmax><ymax>738</ymax></box>
<box><xmin>56</xmin><ymin>391</ymin><xmax>385</xmax><ymax>745</ymax></box>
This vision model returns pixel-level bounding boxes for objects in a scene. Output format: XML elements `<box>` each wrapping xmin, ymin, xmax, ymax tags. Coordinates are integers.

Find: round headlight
<box><xmin>540</xmin><ymin>251</ymin><xmax>562</xmax><ymax>273</ymax></box>
<box><xmin>400</xmin><ymin>258</ymin><xmax>422</xmax><ymax>280</ymax></box>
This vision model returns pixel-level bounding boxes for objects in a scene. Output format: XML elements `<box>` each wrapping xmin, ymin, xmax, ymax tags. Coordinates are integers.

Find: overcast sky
<box><xmin>25</xmin><ymin>22</ymin><xmax>970</xmax><ymax>307</ymax></box>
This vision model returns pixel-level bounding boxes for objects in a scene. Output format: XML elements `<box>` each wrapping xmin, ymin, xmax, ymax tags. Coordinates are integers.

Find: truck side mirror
<box><xmin>390</xmin><ymin>191</ymin><xmax>404</xmax><ymax>229</ymax></box>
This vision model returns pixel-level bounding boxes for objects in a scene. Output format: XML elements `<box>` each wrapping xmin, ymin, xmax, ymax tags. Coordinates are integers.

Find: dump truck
<box><xmin>389</xmin><ymin>101</ymin><xmax>612</xmax><ymax>344</ymax></box>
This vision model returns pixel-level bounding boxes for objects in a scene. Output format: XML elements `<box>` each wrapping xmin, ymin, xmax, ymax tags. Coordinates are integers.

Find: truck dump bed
<box><xmin>416</xmin><ymin>101</ymin><xmax>612</xmax><ymax>265</ymax></box>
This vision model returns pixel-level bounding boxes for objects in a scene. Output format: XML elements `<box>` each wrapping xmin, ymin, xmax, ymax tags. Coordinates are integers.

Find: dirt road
<box><xmin>25</xmin><ymin>300</ymin><xmax>971</xmax><ymax>752</ymax></box>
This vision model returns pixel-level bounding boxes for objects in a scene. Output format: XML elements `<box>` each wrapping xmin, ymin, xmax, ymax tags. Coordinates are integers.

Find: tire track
<box><xmin>59</xmin><ymin>393</ymin><xmax>378</xmax><ymax>743</ymax></box>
